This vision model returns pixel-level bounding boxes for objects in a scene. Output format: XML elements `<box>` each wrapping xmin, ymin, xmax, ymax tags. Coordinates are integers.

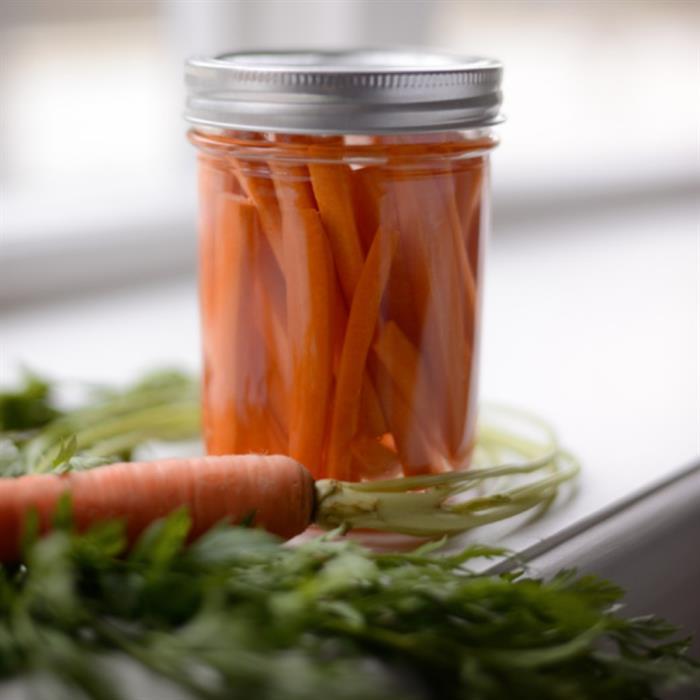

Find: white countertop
<box><xmin>2</xmin><ymin>195</ymin><xmax>698</xmax><ymax>554</ymax></box>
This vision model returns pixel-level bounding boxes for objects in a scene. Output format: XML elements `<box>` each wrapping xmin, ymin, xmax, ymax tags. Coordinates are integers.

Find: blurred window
<box><xmin>1</xmin><ymin>0</ymin><xmax>697</xmax><ymax>301</ymax></box>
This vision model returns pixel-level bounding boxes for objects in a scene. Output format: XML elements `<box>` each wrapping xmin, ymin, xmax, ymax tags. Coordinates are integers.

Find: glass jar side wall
<box><xmin>191</xmin><ymin>129</ymin><xmax>495</xmax><ymax>481</ymax></box>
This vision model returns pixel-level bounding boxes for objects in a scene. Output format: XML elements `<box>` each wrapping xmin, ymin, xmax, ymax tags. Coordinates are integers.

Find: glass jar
<box><xmin>185</xmin><ymin>50</ymin><xmax>502</xmax><ymax>482</ymax></box>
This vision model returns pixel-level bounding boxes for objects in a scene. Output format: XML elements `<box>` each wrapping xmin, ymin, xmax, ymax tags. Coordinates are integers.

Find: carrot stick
<box><xmin>329</xmin><ymin>275</ymin><xmax>349</xmax><ymax>373</ymax></box>
<box><xmin>308</xmin><ymin>157</ymin><xmax>365</xmax><ymax>306</ymax></box>
<box><xmin>311</xmin><ymin>161</ymin><xmax>388</xmax><ymax>438</ymax></box>
<box><xmin>197</xmin><ymin>156</ymin><xmax>235</xmax><ymax>353</ymax></box>
<box><xmin>327</xmin><ymin>226</ymin><xmax>399</xmax><ymax>480</ymax></box>
<box><xmin>351</xmin><ymin>165</ymin><xmax>421</xmax><ymax>344</ymax></box>
<box><xmin>350</xmin><ymin>166</ymin><xmax>382</xmax><ymax>254</ymax></box>
<box><xmin>253</xmin><ymin>235</ymin><xmax>290</xmax><ymax>453</ymax></box>
<box><xmin>454</xmin><ymin>163</ymin><xmax>485</xmax><ymax>279</ymax></box>
<box><xmin>372</xmin><ymin>321</ymin><xmax>444</xmax><ymax>459</ymax></box>
<box><xmin>395</xmin><ymin>170</ymin><xmax>471</xmax><ymax>458</ymax></box>
<box><xmin>359</xmin><ymin>374</ymin><xmax>388</xmax><ymax>435</ymax></box>
<box><xmin>370</xmin><ymin>356</ymin><xmax>439</xmax><ymax>475</ymax></box>
<box><xmin>205</xmin><ymin>196</ymin><xmax>264</xmax><ymax>455</ymax></box>
<box><xmin>431</xmin><ymin>171</ymin><xmax>477</xmax><ymax>457</ymax></box>
<box><xmin>270</xmin><ymin>161</ymin><xmax>316</xmax><ymax>211</ymax></box>
<box><xmin>434</xmin><ymin>173</ymin><xmax>476</xmax><ymax>316</ymax></box>
<box><xmin>451</xmin><ymin>161</ymin><xmax>485</xmax><ymax>461</ymax></box>
<box><xmin>232</xmin><ymin>161</ymin><xmax>285</xmax><ymax>270</ymax></box>
<box><xmin>0</xmin><ymin>455</ymin><xmax>315</xmax><ymax>562</ymax></box>
<box><xmin>350</xmin><ymin>436</ymin><xmax>402</xmax><ymax>480</ymax></box>
<box><xmin>281</xmin><ymin>208</ymin><xmax>334</xmax><ymax>478</ymax></box>
<box><xmin>328</xmin><ymin>295</ymin><xmax>386</xmax><ymax>438</ymax></box>
<box><xmin>384</xmin><ymin>175</ymin><xmax>430</xmax><ymax>344</ymax></box>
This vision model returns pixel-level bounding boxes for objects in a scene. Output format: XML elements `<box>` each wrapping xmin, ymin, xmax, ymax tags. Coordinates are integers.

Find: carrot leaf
<box><xmin>0</xmin><ymin>515</ymin><xmax>698</xmax><ymax>699</ymax></box>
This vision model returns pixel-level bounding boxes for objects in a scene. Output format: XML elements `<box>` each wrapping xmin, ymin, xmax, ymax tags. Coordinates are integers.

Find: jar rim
<box><xmin>185</xmin><ymin>49</ymin><xmax>503</xmax><ymax>135</ymax></box>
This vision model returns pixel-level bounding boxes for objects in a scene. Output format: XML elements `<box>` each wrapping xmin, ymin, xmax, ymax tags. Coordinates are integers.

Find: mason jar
<box><xmin>185</xmin><ymin>50</ymin><xmax>502</xmax><ymax>482</ymax></box>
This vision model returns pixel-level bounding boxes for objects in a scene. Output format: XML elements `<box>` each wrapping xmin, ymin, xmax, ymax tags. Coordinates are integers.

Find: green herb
<box><xmin>2</xmin><ymin>370</ymin><xmax>200</xmax><ymax>475</ymax></box>
<box><xmin>0</xmin><ymin>372</ymin><xmax>62</xmax><ymax>434</ymax></box>
<box><xmin>0</xmin><ymin>515</ymin><xmax>698</xmax><ymax>700</ymax></box>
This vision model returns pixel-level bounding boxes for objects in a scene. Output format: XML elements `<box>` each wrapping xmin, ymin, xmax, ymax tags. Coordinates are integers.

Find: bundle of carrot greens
<box><xmin>0</xmin><ymin>511</ymin><xmax>697</xmax><ymax>700</ymax></box>
<box><xmin>1</xmin><ymin>370</ymin><xmax>699</xmax><ymax>699</ymax></box>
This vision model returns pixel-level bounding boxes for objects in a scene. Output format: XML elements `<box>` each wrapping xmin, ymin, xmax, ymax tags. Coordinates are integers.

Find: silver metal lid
<box><xmin>185</xmin><ymin>49</ymin><xmax>503</xmax><ymax>134</ymax></box>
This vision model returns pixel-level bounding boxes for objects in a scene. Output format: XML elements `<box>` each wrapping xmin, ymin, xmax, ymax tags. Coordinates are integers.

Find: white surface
<box><xmin>1</xmin><ymin>196</ymin><xmax>698</xmax><ymax>553</ymax></box>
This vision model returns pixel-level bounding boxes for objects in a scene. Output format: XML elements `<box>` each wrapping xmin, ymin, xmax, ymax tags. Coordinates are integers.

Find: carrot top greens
<box><xmin>0</xmin><ymin>512</ymin><xmax>698</xmax><ymax>700</ymax></box>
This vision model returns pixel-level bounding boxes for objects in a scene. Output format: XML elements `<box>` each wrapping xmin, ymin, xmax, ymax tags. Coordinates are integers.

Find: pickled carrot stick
<box><xmin>323</xmin><ymin>163</ymin><xmax>393</xmax><ymax>437</ymax></box>
<box><xmin>394</xmin><ymin>172</ymin><xmax>469</xmax><ymax>457</ymax></box>
<box><xmin>265</xmin><ymin>406</ymin><xmax>288</xmax><ymax>454</ymax></box>
<box><xmin>431</xmin><ymin>172</ymin><xmax>477</xmax><ymax>454</ymax></box>
<box><xmin>370</xmin><ymin>357</ymin><xmax>438</xmax><ymax>475</ymax></box>
<box><xmin>360</xmin><ymin>374</ymin><xmax>388</xmax><ymax>435</ymax></box>
<box><xmin>255</xmin><ymin>231</ymin><xmax>290</xmax><ymax>388</ymax></box>
<box><xmin>331</xmin><ymin>297</ymin><xmax>387</xmax><ymax>438</ymax></box>
<box><xmin>330</xmin><ymin>278</ymin><xmax>349</xmax><ymax>373</ymax></box>
<box><xmin>434</xmin><ymin>174</ymin><xmax>476</xmax><ymax>313</ymax></box>
<box><xmin>233</xmin><ymin>162</ymin><xmax>285</xmax><ymax>269</ymax></box>
<box><xmin>372</xmin><ymin>321</ymin><xmax>444</xmax><ymax>456</ymax></box>
<box><xmin>308</xmin><ymin>158</ymin><xmax>365</xmax><ymax>305</ymax></box>
<box><xmin>454</xmin><ymin>163</ymin><xmax>484</xmax><ymax>278</ymax></box>
<box><xmin>282</xmin><ymin>208</ymin><xmax>333</xmax><ymax>477</ymax></box>
<box><xmin>197</xmin><ymin>156</ymin><xmax>235</xmax><ymax>336</ymax></box>
<box><xmin>254</xmin><ymin>237</ymin><xmax>291</xmax><ymax>450</ymax></box>
<box><xmin>351</xmin><ymin>166</ymin><xmax>382</xmax><ymax>254</ymax></box>
<box><xmin>270</xmin><ymin>161</ymin><xmax>316</xmax><ymax>211</ymax></box>
<box><xmin>467</xmin><ymin>196</ymin><xmax>483</xmax><ymax>279</ymax></box>
<box><xmin>351</xmin><ymin>435</ymin><xmax>402</xmax><ymax>480</ymax></box>
<box><xmin>206</xmin><ymin>195</ymin><xmax>260</xmax><ymax>455</ymax></box>
<box><xmin>327</xmin><ymin>226</ymin><xmax>399</xmax><ymax>480</ymax></box>
<box><xmin>352</xmin><ymin>165</ymin><xmax>422</xmax><ymax>343</ymax></box>
<box><xmin>451</xmin><ymin>163</ymin><xmax>484</xmax><ymax>460</ymax></box>
<box><xmin>274</xmin><ymin>156</ymin><xmax>387</xmax><ymax>449</ymax></box>
<box><xmin>385</xmin><ymin>175</ymin><xmax>430</xmax><ymax>344</ymax></box>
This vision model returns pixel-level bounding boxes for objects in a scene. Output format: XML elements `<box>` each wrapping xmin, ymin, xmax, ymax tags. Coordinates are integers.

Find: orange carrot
<box><xmin>454</xmin><ymin>162</ymin><xmax>485</xmax><ymax>279</ymax></box>
<box><xmin>327</xmin><ymin>226</ymin><xmax>399</xmax><ymax>480</ymax></box>
<box><xmin>394</xmin><ymin>169</ymin><xmax>470</xmax><ymax>457</ymax></box>
<box><xmin>434</xmin><ymin>173</ymin><xmax>476</xmax><ymax>317</ymax></box>
<box><xmin>350</xmin><ymin>166</ymin><xmax>382</xmax><ymax>254</ymax></box>
<box><xmin>253</xmin><ymin>231</ymin><xmax>291</xmax><ymax>450</ymax></box>
<box><xmin>351</xmin><ymin>436</ymin><xmax>402</xmax><ymax>480</ymax></box>
<box><xmin>372</xmin><ymin>320</ymin><xmax>444</xmax><ymax>460</ymax></box>
<box><xmin>370</xmin><ymin>356</ymin><xmax>439</xmax><ymax>475</ymax></box>
<box><xmin>308</xmin><ymin>157</ymin><xmax>365</xmax><ymax>306</ymax></box>
<box><xmin>232</xmin><ymin>160</ymin><xmax>285</xmax><ymax>269</ymax></box>
<box><xmin>430</xmin><ymin>171</ymin><xmax>476</xmax><ymax>455</ymax></box>
<box><xmin>281</xmin><ymin>208</ymin><xmax>334</xmax><ymax>477</ymax></box>
<box><xmin>0</xmin><ymin>455</ymin><xmax>314</xmax><ymax>562</ymax></box>
<box><xmin>197</xmin><ymin>156</ymin><xmax>235</xmax><ymax>358</ymax></box>
<box><xmin>359</xmin><ymin>374</ymin><xmax>388</xmax><ymax>435</ymax></box>
<box><xmin>385</xmin><ymin>174</ymin><xmax>430</xmax><ymax>345</ymax></box>
<box><xmin>205</xmin><ymin>195</ymin><xmax>264</xmax><ymax>455</ymax></box>
<box><xmin>328</xmin><ymin>292</ymin><xmax>387</xmax><ymax>440</ymax></box>
<box><xmin>270</xmin><ymin>161</ymin><xmax>316</xmax><ymax>212</ymax></box>
<box><xmin>309</xmin><ymin>161</ymin><xmax>388</xmax><ymax>442</ymax></box>
<box><xmin>451</xmin><ymin>160</ymin><xmax>485</xmax><ymax>461</ymax></box>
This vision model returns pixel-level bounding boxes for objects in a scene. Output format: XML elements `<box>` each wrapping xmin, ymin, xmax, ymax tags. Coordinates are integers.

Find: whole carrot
<box><xmin>0</xmin><ymin>428</ymin><xmax>577</xmax><ymax>563</ymax></box>
<box><xmin>0</xmin><ymin>455</ymin><xmax>314</xmax><ymax>562</ymax></box>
